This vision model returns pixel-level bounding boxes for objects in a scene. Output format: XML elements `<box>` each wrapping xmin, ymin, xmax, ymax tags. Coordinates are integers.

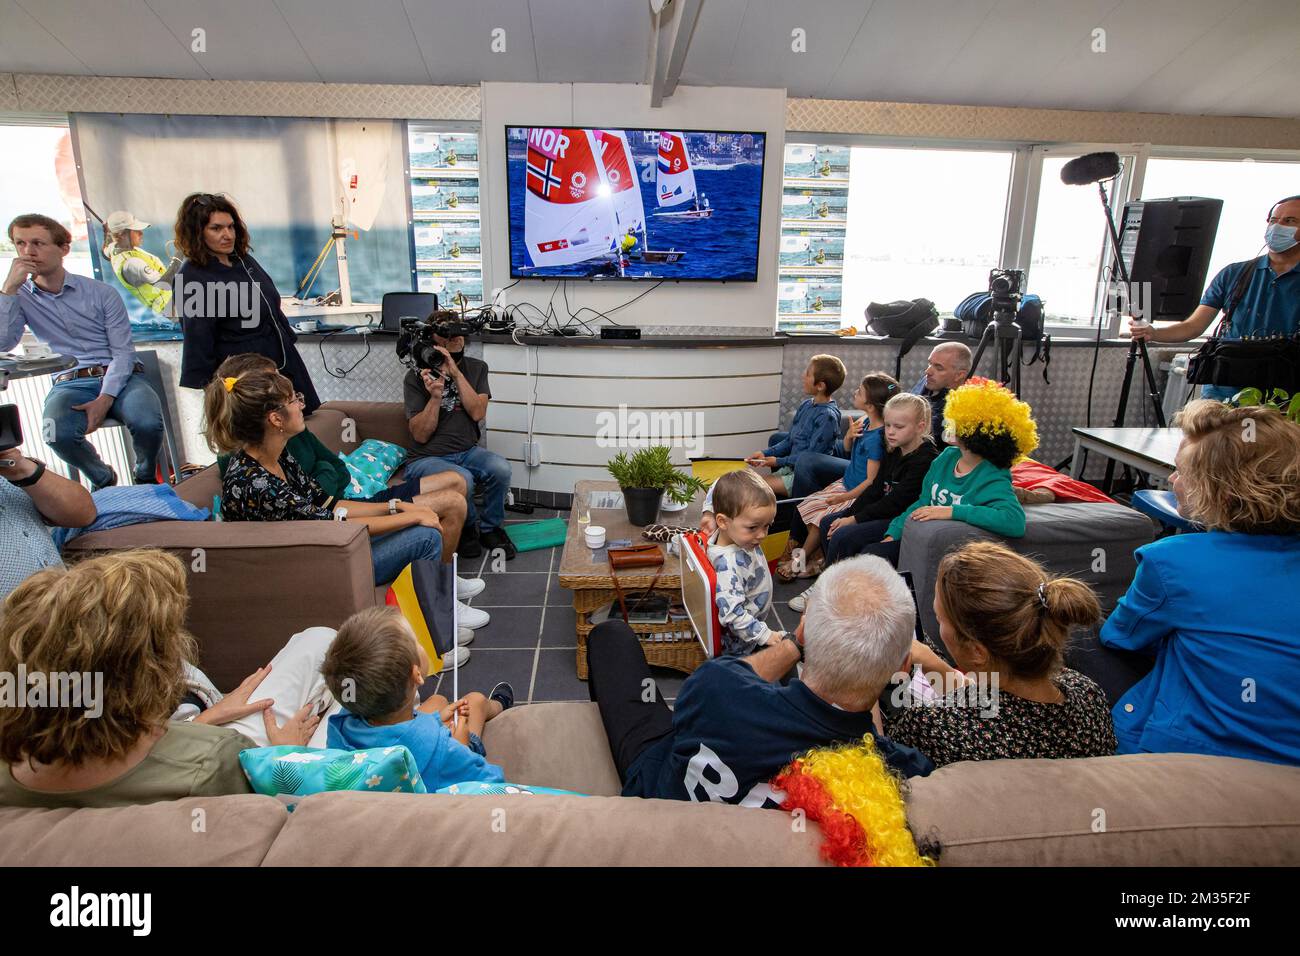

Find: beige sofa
<box><xmin>63</xmin><ymin>402</ymin><xmax>411</xmax><ymax>690</ymax></box>
<box><xmin>2</xmin><ymin>702</ymin><xmax>1297</xmax><ymax>866</ymax></box>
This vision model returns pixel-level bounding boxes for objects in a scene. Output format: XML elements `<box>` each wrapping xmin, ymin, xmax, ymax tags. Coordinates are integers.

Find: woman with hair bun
<box><xmin>1099</xmin><ymin>399</ymin><xmax>1300</xmax><ymax>766</ymax></box>
<box><xmin>882</xmin><ymin>541</ymin><xmax>1115</xmax><ymax>769</ymax></box>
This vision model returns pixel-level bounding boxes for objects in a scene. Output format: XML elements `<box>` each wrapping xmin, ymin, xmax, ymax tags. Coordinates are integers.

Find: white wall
<box><xmin>479</xmin><ymin>82</ymin><xmax>786</xmax><ymax>332</ymax></box>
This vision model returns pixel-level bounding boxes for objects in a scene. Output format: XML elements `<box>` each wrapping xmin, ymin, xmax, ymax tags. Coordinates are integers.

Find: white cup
<box><xmin>585</xmin><ymin>525</ymin><xmax>607</xmax><ymax>549</ymax></box>
<box><xmin>22</xmin><ymin>342</ymin><xmax>53</xmax><ymax>359</ymax></box>
<box><xmin>297</xmin><ymin>319</ymin><xmax>319</xmax><ymax>333</ymax></box>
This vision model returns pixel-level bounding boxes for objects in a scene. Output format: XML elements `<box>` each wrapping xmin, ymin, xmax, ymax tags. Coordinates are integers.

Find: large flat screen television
<box><xmin>505</xmin><ymin>126</ymin><xmax>766</xmax><ymax>281</ymax></box>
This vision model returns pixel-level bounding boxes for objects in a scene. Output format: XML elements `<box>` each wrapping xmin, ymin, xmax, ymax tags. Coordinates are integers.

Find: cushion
<box><xmin>504</xmin><ymin>517</ymin><xmax>568</xmax><ymax>552</ymax></box>
<box><xmin>238</xmin><ymin>745</ymin><xmax>427</xmax><ymax>807</ymax></box>
<box><xmin>339</xmin><ymin>439</ymin><xmax>408</xmax><ymax>499</ymax></box>
<box><xmin>1012</xmin><ymin>459</ymin><xmax>1116</xmax><ymax>504</ymax></box>
<box><xmin>904</xmin><ymin>753</ymin><xmax>1300</xmax><ymax>866</ymax></box>
<box><xmin>481</xmin><ymin>702</ymin><xmax>622</xmax><ymax>797</ymax></box>
<box><xmin>52</xmin><ymin>483</ymin><xmax>210</xmax><ymax>550</ymax></box>
<box><xmin>435</xmin><ymin>781</ymin><xmax>588</xmax><ymax>797</ymax></box>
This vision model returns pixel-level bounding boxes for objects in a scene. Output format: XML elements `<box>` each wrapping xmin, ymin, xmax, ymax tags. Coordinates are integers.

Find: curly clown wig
<box><xmin>772</xmin><ymin>735</ymin><xmax>935</xmax><ymax>867</ymax></box>
<box><xmin>941</xmin><ymin>376</ymin><xmax>1038</xmax><ymax>469</ymax></box>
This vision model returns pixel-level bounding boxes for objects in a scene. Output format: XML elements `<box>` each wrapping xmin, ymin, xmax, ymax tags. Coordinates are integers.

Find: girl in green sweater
<box><xmin>842</xmin><ymin>379</ymin><xmax>1037</xmax><ymax>567</ymax></box>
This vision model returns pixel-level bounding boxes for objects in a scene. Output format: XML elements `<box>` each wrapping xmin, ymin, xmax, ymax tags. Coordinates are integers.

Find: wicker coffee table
<box><xmin>559</xmin><ymin>479</ymin><xmax>707</xmax><ymax>679</ymax></box>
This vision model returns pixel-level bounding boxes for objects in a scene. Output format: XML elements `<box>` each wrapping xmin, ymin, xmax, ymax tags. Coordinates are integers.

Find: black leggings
<box><xmin>587</xmin><ymin>620</ymin><xmax>674</xmax><ymax>783</ymax></box>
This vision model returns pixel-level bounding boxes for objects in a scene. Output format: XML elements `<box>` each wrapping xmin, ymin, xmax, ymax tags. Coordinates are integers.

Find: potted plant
<box><xmin>606</xmin><ymin>445</ymin><xmax>709</xmax><ymax>526</ymax></box>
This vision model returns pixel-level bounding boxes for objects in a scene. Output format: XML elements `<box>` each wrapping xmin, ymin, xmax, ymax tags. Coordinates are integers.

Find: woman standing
<box><xmin>205</xmin><ymin>366</ymin><xmax>445</xmax><ymax>588</ymax></box>
<box><xmin>173</xmin><ymin>193</ymin><xmax>321</xmax><ymax>413</ymax></box>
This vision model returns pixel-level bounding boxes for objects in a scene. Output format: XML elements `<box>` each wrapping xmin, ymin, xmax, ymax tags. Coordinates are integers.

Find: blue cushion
<box><xmin>239</xmin><ymin>745</ymin><xmax>427</xmax><ymax>809</ymax></box>
<box><xmin>1131</xmin><ymin>490</ymin><xmax>1200</xmax><ymax>532</ymax></box>
<box><xmin>340</xmin><ymin>439</ymin><xmax>408</xmax><ymax>500</ymax></box>
<box><xmin>52</xmin><ymin>483</ymin><xmax>210</xmax><ymax>550</ymax></box>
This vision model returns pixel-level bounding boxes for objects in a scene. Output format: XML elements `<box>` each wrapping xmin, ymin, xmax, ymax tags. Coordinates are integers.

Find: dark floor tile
<box><xmin>463</xmin><ymin>605</ymin><xmax>545</xmax><ymax>649</ymax></box>
<box><xmin>772</xmin><ymin>575</ymin><xmax>810</xmax><ymax>603</ymax></box>
<box><xmin>432</xmin><ymin>647</ymin><xmax>537</xmax><ymax>703</ymax></box>
<box><xmin>647</xmin><ymin>666</ymin><xmax>685</xmax><ymax>702</ymax></box>
<box><xmin>488</xmin><ymin>545</ymin><xmax>556</xmax><ymax>573</ymax></box>
<box><xmin>473</xmin><ymin>572</ymin><xmax>549</xmax><ymax>607</ymax></box>
<box><xmin>529</xmin><ymin>648</ymin><xmax>590</xmax><ymax>702</ymax></box>
<box><xmin>539</xmin><ymin>604</ymin><xmax>578</xmax><ymax>647</ymax></box>
<box><xmin>546</xmin><ymin>575</ymin><xmax>576</xmax><ymax>609</ymax></box>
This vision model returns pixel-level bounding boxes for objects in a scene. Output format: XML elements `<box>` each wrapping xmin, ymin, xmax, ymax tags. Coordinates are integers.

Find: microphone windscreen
<box><xmin>1060</xmin><ymin>152</ymin><xmax>1122</xmax><ymax>186</ymax></box>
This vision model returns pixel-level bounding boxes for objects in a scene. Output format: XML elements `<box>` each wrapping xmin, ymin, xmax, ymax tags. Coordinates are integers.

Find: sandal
<box><xmin>796</xmin><ymin>557</ymin><xmax>825</xmax><ymax>579</ymax></box>
<box><xmin>775</xmin><ymin>558</ymin><xmax>800</xmax><ymax>582</ymax></box>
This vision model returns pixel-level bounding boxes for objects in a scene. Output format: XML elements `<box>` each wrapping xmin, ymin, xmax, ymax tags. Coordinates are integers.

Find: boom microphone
<box><xmin>1060</xmin><ymin>151</ymin><xmax>1122</xmax><ymax>186</ymax></box>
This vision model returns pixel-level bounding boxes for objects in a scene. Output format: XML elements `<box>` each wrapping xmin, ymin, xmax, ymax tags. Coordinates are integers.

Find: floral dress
<box><xmin>220</xmin><ymin>448</ymin><xmax>339</xmax><ymax>522</ymax></box>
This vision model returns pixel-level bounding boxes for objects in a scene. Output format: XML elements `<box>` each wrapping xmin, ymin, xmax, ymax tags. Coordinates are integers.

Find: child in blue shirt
<box><xmin>746</xmin><ymin>354</ymin><xmax>845</xmax><ymax>498</ymax></box>
<box><xmin>707</xmin><ymin>469</ymin><xmax>784</xmax><ymax>656</ymax></box>
<box><xmin>780</xmin><ymin>371</ymin><xmax>898</xmax><ymax>580</ymax></box>
<box><xmin>321</xmin><ymin>606</ymin><xmax>514</xmax><ymax>791</ymax></box>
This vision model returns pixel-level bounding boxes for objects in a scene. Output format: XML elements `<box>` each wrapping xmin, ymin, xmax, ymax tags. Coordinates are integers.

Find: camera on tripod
<box><xmin>988</xmin><ymin>268</ymin><xmax>1024</xmax><ymax>317</ymax></box>
<box><xmin>396</xmin><ymin>309</ymin><xmax>487</xmax><ymax>371</ymax></box>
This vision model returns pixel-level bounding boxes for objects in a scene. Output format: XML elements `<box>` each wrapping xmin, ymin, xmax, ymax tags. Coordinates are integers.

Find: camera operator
<box><xmin>1</xmin><ymin>436</ymin><xmax>96</xmax><ymax>600</ymax></box>
<box><xmin>402</xmin><ymin>319</ymin><xmax>516</xmax><ymax>561</ymax></box>
<box><xmin>1129</xmin><ymin>195</ymin><xmax>1300</xmax><ymax>399</ymax></box>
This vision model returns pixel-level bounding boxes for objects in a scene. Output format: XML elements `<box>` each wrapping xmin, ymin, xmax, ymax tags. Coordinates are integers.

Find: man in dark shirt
<box><xmin>402</xmin><ymin>330</ymin><xmax>515</xmax><ymax>560</ymax></box>
<box><xmin>910</xmin><ymin>342</ymin><xmax>971</xmax><ymax>443</ymax></box>
<box><xmin>588</xmin><ymin>555</ymin><xmax>932</xmax><ymax>807</ymax></box>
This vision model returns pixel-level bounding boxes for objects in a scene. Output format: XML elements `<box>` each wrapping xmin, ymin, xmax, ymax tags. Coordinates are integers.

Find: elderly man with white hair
<box><xmin>912</xmin><ymin>342</ymin><xmax>972</xmax><ymax>443</ymax></box>
<box><xmin>586</xmin><ymin>555</ymin><xmax>933</xmax><ymax>807</ymax></box>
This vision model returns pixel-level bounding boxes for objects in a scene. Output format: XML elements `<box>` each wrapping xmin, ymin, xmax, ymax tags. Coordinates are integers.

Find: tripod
<box><xmin>969</xmin><ymin>304</ymin><xmax>1023</xmax><ymax>397</ymax></box>
<box><xmin>1096</xmin><ymin>180</ymin><xmax>1166</xmax><ymax>493</ymax></box>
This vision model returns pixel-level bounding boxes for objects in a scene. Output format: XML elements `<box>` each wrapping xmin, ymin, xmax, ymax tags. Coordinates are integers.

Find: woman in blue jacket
<box><xmin>1100</xmin><ymin>400</ymin><xmax>1300</xmax><ymax>766</ymax></box>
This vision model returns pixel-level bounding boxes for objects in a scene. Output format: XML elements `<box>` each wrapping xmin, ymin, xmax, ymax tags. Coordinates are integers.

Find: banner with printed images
<box><xmin>778</xmin><ymin>276</ymin><xmax>843</xmax><ymax>315</ymax></box>
<box><xmin>418</xmin><ymin>271</ymin><xmax>484</xmax><ymax>311</ymax></box>
<box><xmin>71</xmin><ymin>113</ymin><xmax>412</xmax><ymax>341</ymax></box>
<box><xmin>782</xmin><ymin>187</ymin><xmax>849</xmax><ymax>223</ymax></box>
<box><xmin>414</xmin><ymin>223</ymin><xmax>482</xmax><ymax>264</ymax></box>
<box><xmin>409</xmin><ymin>131</ymin><xmax>480</xmax><ymax>170</ymax></box>
<box><xmin>783</xmin><ymin>144</ymin><xmax>850</xmax><ymax>181</ymax></box>
<box><xmin>411</xmin><ymin>180</ymin><xmax>480</xmax><ymax>212</ymax></box>
<box><xmin>779</xmin><ymin>233</ymin><xmax>845</xmax><ymax>268</ymax></box>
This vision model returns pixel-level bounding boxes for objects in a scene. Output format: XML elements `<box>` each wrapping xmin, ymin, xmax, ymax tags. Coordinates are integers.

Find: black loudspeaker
<box><xmin>1114</xmin><ymin>197</ymin><xmax>1223</xmax><ymax>322</ymax></box>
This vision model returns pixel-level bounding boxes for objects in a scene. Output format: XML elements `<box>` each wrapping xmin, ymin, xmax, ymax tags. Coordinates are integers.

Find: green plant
<box><xmin>1229</xmin><ymin>387</ymin><xmax>1300</xmax><ymax>424</ymax></box>
<box><xmin>606</xmin><ymin>445</ymin><xmax>709</xmax><ymax>505</ymax></box>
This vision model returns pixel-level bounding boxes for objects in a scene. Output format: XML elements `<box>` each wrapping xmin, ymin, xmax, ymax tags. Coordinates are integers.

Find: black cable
<box><xmin>317</xmin><ymin>326</ymin><xmax>373</xmax><ymax>378</ymax></box>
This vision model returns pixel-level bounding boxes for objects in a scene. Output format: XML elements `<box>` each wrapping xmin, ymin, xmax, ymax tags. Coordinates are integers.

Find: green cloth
<box><xmin>886</xmin><ymin>445</ymin><xmax>1026</xmax><ymax>541</ymax></box>
<box><xmin>504</xmin><ymin>518</ymin><xmax>569</xmax><ymax>552</ymax></box>
<box><xmin>217</xmin><ymin>430</ymin><xmax>351</xmax><ymax>499</ymax></box>
<box><xmin>0</xmin><ymin>721</ymin><xmax>254</xmax><ymax>809</ymax></box>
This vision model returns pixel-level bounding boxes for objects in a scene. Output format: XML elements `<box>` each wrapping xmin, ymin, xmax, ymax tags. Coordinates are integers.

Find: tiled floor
<box><xmin>422</xmin><ymin>511</ymin><xmax>811</xmax><ymax>706</ymax></box>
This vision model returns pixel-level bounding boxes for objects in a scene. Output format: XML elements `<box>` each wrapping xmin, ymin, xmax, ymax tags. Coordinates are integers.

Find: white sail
<box><xmin>594</xmin><ymin>130</ymin><xmax>645</xmax><ymax>236</ymax></box>
<box><xmin>656</xmin><ymin>130</ymin><xmax>698</xmax><ymax>209</ymax></box>
<box><xmin>523</xmin><ymin>127</ymin><xmax>617</xmax><ymax>269</ymax></box>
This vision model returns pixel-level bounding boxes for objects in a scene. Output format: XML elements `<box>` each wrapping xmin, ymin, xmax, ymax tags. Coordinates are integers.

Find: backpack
<box><xmin>865</xmin><ymin>298</ymin><xmax>939</xmax><ymax>380</ymax></box>
<box><xmin>953</xmin><ymin>292</ymin><xmax>1050</xmax><ymax>379</ymax></box>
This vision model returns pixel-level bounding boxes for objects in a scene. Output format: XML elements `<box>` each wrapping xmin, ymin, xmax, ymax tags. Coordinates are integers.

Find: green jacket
<box><xmin>887</xmin><ymin>445</ymin><xmax>1025</xmax><ymax>541</ymax></box>
<box><xmin>217</xmin><ymin>430</ymin><xmax>351</xmax><ymax>500</ymax></box>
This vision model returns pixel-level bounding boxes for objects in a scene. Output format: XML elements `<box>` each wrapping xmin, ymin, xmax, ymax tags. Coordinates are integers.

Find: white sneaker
<box><xmin>441</xmin><ymin>645</ymin><xmax>470</xmax><ymax>668</ymax></box>
<box><xmin>456</xmin><ymin>576</ymin><xmax>486</xmax><ymax>599</ymax></box>
<box><xmin>457</xmin><ymin>626</ymin><xmax>474</xmax><ymax>647</ymax></box>
<box><xmin>458</xmin><ymin>601</ymin><xmax>490</xmax><ymax>630</ymax></box>
<box><xmin>788</xmin><ymin>587</ymin><xmax>813</xmax><ymax>614</ymax></box>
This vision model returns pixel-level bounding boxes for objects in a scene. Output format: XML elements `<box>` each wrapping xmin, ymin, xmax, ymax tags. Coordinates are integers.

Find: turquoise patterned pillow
<box><xmin>239</xmin><ymin>745</ymin><xmax>427</xmax><ymax>806</ymax></box>
<box><xmin>340</xmin><ymin>439</ymin><xmax>409</xmax><ymax>500</ymax></box>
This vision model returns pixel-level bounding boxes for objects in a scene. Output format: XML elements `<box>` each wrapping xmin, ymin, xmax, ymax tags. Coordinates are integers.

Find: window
<box><xmin>840</xmin><ymin>147</ymin><xmax>1013</xmax><ymax>327</ymax></box>
<box><xmin>407</xmin><ymin>125</ymin><xmax>484</xmax><ymax>312</ymax></box>
<box><xmin>0</xmin><ymin>121</ymin><xmax>94</xmax><ymax>280</ymax></box>
<box><xmin>1025</xmin><ymin>151</ymin><xmax>1138</xmax><ymax>328</ymax></box>
<box><xmin>1140</xmin><ymin>156</ymin><xmax>1300</xmax><ymax>291</ymax></box>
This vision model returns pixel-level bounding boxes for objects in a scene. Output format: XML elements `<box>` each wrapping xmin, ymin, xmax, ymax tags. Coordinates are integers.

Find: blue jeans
<box><xmin>1200</xmin><ymin>384</ymin><xmax>1239</xmax><ymax>402</ymax></box>
<box><xmin>403</xmin><ymin>447</ymin><xmax>511</xmax><ymax>533</ymax></box>
<box><xmin>370</xmin><ymin>524</ymin><xmax>442</xmax><ymax>586</ymax></box>
<box><xmin>44</xmin><ymin>372</ymin><xmax>164</xmax><ymax>487</ymax></box>
<box><xmin>765</xmin><ymin>430</ymin><xmax>849</xmax><ymax>501</ymax></box>
<box><xmin>822</xmin><ymin>516</ymin><xmax>893</xmax><ymax>566</ymax></box>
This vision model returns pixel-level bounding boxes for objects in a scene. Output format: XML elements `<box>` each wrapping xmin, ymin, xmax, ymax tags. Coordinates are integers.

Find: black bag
<box><xmin>953</xmin><ymin>291</ymin><xmax>1051</xmax><ymax>380</ymax></box>
<box><xmin>1186</xmin><ymin>257</ymin><xmax>1300</xmax><ymax>394</ymax></box>
<box><xmin>865</xmin><ymin>299</ymin><xmax>938</xmax><ymax>379</ymax></box>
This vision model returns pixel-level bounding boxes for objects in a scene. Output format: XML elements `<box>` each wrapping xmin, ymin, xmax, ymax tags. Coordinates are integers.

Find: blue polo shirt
<box><xmin>1200</xmin><ymin>256</ymin><xmax>1300</xmax><ymax>339</ymax></box>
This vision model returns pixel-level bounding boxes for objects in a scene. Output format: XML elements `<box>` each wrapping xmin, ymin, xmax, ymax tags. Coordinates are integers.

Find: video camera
<box><xmin>396</xmin><ymin>309</ymin><xmax>488</xmax><ymax>372</ymax></box>
<box><xmin>988</xmin><ymin>268</ymin><xmax>1024</xmax><ymax>317</ymax></box>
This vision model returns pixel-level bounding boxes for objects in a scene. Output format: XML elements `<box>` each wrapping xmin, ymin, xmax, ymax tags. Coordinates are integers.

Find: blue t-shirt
<box><xmin>328</xmin><ymin>709</ymin><xmax>505</xmax><ymax>792</ymax></box>
<box><xmin>1200</xmin><ymin>256</ymin><xmax>1300</xmax><ymax>339</ymax></box>
<box><xmin>623</xmin><ymin>656</ymin><xmax>932</xmax><ymax>806</ymax></box>
<box><xmin>842</xmin><ymin>424</ymin><xmax>885</xmax><ymax>490</ymax></box>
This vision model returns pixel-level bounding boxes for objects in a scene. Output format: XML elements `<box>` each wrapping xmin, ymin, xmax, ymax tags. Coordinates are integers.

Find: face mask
<box><xmin>1265</xmin><ymin>223</ymin><xmax>1298</xmax><ymax>253</ymax></box>
<box><xmin>449</xmin><ymin>350</ymin><xmax>465</xmax><ymax>364</ymax></box>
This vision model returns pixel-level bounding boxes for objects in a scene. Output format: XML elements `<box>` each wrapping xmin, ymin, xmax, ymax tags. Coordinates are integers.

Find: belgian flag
<box><xmin>385</xmin><ymin>559</ymin><xmax>458</xmax><ymax>676</ymax></box>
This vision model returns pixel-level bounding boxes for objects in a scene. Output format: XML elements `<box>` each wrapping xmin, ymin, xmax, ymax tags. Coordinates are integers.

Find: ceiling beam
<box><xmin>649</xmin><ymin>0</ymin><xmax>705</xmax><ymax>107</ymax></box>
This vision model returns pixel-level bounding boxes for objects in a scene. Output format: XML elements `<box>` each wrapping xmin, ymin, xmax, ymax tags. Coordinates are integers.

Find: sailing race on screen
<box><xmin>507</xmin><ymin>127</ymin><xmax>766</xmax><ymax>281</ymax></box>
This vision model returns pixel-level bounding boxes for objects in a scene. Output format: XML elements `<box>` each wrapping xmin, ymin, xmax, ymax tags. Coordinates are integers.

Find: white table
<box><xmin>1069</xmin><ymin>426</ymin><xmax>1182</xmax><ymax>489</ymax></box>
<box><xmin>281</xmin><ymin>300</ymin><xmax>381</xmax><ymax>331</ymax></box>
